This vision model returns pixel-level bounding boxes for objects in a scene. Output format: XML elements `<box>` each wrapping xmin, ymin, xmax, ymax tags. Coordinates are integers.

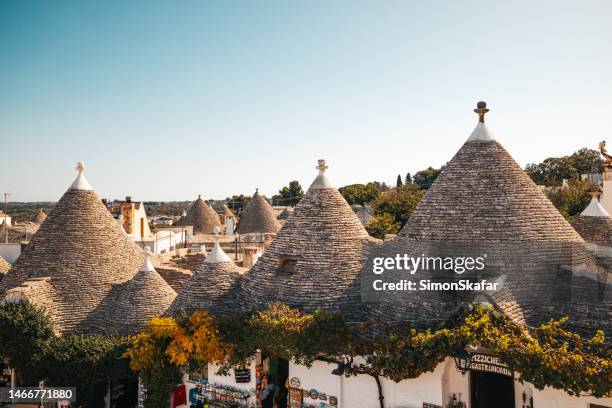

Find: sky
<box><xmin>1</xmin><ymin>0</ymin><xmax>611</xmax><ymax>202</ymax></box>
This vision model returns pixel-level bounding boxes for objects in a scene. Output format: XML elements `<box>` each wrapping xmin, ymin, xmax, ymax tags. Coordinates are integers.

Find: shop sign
<box><xmin>234</xmin><ymin>368</ymin><xmax>251</xmax><ymax>383</ymax></box>
<box><xmin>289</xmin><ymin>387</ymin><xmax>303</xmax><ymax>408</ymax></box>
<box><xmin>423</xmin><ymin>404</ymin><xmax>442</xmax><ymax>408</ymax></box>
<box><xmin>289</xmin><ymin>377</ymin><xmax>301</xmax><ymax>388</ymax></box>
<box><xmin>469</xmin><ymin>354</ymin><xmax>513</xmax><ymax>377</ymax></box>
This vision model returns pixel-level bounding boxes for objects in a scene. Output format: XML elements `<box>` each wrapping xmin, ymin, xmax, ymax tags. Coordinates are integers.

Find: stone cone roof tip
<box><xmin>104</xmin><ymin>246</ymin><xmax>177</xmax><ymax>335</ymax></box>
<box><xmin>0</xmin><ymin>162</ymin><xmax>144</xmax><ymax>334</ymax></box>
<box><xmin>467</xmin><ymin>121</ymin><xmax>496</xmax><ymax>142</ymax></box>
<box><xmin>378</xmin><ymin>102</ymin><xmax>606</xmax><ymax>338</ymax></box>
<box><xmin>580</xmin><ymin>196</ymin><xmax>610</xmax><ymax>217</ymax></box>
<box><xmin>167</xmin><ymin>238</ymin><xmax>244</xmax><ymax>316</ymax></box>
<box><xmin>309</xmin><ymin>159</ymin><xmax>333</xmax><ymax>190</ymax></box>
<box><xmin>235</xmin><ymin>189</ymin><xmax>280</xmax><ymax>234</ymax></box>
<box><xmin>237</xmin><ymin>159</ymin><xmax>374</xmax><ymax>318</ymax></box>
<box><xmin>205</xmin><ymin>241</ymin><xmax>232</xmax><ymax>263</ymax></box>
<box><xmin>571</xmin><ymin>195</ymin><xmax>612</xmax><ymax>247</ymax></box>
<box><xmin>69</xmin><ymin>161</ymin><xmax>93</xmax><ymax>191</ymax></box>
<box><xmin>176</xmin><ymin>195</ymin><xmax>222</xmax><ymax>234</ymax></box>
<box><xmin>400</xmin><ymin>102</ymin><xmax>583</xmax><ymax>243</ymax></box>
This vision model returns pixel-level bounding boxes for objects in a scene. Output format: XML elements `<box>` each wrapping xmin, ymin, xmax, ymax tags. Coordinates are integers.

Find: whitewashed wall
<box><xmin>176</xmin><ymin>358</ymin><xmax>612</xmax><ymax>408</ymax></box>
<box><xmin>0</xmin><ymin>243</ymin><xmax>20</xmax><ymax>263</ymax></box>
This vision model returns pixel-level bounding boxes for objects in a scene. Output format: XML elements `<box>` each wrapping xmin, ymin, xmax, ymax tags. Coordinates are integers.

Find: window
<box><xmin>277</xmin><ymin>256</ymin><xmax>298</xmax><ymax>275</ymax></box>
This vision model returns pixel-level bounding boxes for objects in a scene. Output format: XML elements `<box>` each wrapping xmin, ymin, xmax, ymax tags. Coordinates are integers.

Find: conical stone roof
<box><xmin>571</xmin><ymin>195</ymin><xmax>612</xmax><ymax>247</ymax></box>
<box><xmin>223</xmin><ymin>204</ymin><xmax>237</xmax><ymax>221</ymax></box>
<box><xmin>235</xmin><ymin>190</ymin><xmax>280</xmax><ymax>234</ymax></box>
<box><xmin>167</xmin><ymin>241</ymin><xmax>245</xmax><ymax>316</ymax></box>
<box><xmin>237</xmin><ymin>160</ymin><xmax>377</xmax><ymax>319</ymax></box>
<box><xmin>365</xmin><ymin>103</ymin><xmax>606</xmax><ymax>336</ymax></box>
<box><xmin>33</xmin><ymin>208</ymin><xmax>47</xmax><ymax>224</ymax></box>
<box><xmin>0</xmin><ymin>162</ymin><xmax>144</xmax><ymax>334</ymax></box>
<box><xmin>176</xmin><ymin>196</ymin><xmax>221</xmax><ymax>234</ymax></box>
<box><xmin>102</xmin><ymin>247</ymin><xmax>177</xmax><ymax>336</ymax></box>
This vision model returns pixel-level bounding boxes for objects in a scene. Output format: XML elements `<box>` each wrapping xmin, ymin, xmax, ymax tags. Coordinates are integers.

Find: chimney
<box><xmin>242</xmin><ymin>247</ymin><xmax>259</xmax><ymax>269</ymax></box>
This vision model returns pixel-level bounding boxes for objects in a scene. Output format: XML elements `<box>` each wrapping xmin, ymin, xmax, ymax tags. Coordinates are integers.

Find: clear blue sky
<box><xmin>1</xmin><ymin>0</ymin><xmax>611</xmax><ymax>202</ymax></box>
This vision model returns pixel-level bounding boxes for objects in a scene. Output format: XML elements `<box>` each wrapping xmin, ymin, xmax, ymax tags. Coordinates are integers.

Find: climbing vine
<box><xmin>127</xmin><ymin>303</ymin><xmax>612</xmax><ymax>399</ymax></box>
<box><xmin>1</xmin><ymin>300</ymin><xmax>609</xmax><ymax>408</ymax></box>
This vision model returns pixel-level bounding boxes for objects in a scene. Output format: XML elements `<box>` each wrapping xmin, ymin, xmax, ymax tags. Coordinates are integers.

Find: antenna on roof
<box><xmin>474</xmin><ymin>101</ymin><xmax>489</xmax><ymax>123</ymax></box>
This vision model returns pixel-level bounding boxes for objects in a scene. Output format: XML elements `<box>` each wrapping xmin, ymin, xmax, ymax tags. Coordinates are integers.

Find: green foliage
<box><xmin>140</xmin><ymin>365</ymin><xmax>182</xmax><ymax>408</ymax></box>
<box><xmin>371</xmin><ymin>185</ymin><xmax>424</xmax><ymax>227</ymax></box>
<box><xmin>127</xmin><ymin>303</ymin><xmax>611</xmax><ymax>399</ymax></box>
<box><xmin>273</xmin><ymin>181</ymin><xmax>304</xmax><ymax>205</ymax></box>
<box><xmin>545</xmin><ymin>179</ymin><xmax>593</xmax><ymax>219</ymax></box>
<box><xmin>44</xmin><ymin>335</ymin><xmax>134</xmax><ymax>407</ymax></box>
<box><xmin>365</xmin><ymin>213</ymin><xmax>400</xmax><ymax>239</ymax></box>
<box><xmin>339</xmin><ymin>183</ymin><xmax>384</xmax><ymax>206</ymax></box>
<box><xmin>404</xmin><ymin>173</ymin><xmax>412</xmax><ymax>185</ymax></box>
<box><xmin>412</xmin><ymin>167</ymin><xmax>441</xmax><ymax>190</ymax></box>
<box><xmin>0</xmin><ymin>301</ymin><xmax>54</xmax><ymax>384</ymax></box>
<box><xmin>396</xmin><ymin>175</ymin><xmax>403</xmax><ymax>188</ymax></box>
<box><xmin>525</xmin><ymin>148</ymin><xmax>603</xmax><ymax>187</ymax></box>
<box><xmin>0</xmin><ymin>302</ymin><xmax>135</xmax><ymax>407</ymax></box>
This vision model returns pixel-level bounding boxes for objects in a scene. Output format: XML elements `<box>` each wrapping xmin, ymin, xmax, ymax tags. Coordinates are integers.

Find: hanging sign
<box><xmin>234</xmin><ymin>368</ymin><xmax>251</xmax><ymax>383</ymax></box>
<box><xmin>469</xmin><ymin>354</ymin><xmax>513</xmax><ymax>377</ymax></box>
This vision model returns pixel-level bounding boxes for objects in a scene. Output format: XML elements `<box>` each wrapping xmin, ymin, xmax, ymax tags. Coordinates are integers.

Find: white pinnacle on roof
<box><xmin>205</xmin><ymin>226</ymin><xmax>232</xmax><ymax>263</ymax></box>
<box><xmin>69</xmin><ymin>161</ymin><xmax>93</xmax><ymax>191</ymax></box>
<box><xmin>467</xmin><ymin>101</ymin><xmax>495</xmax><ymax>142</ymax></box>
<box><xmin>467</xmin><ymin>122</ymin><xmax>496</xmax><ymax>142</ymax></box>
<box><xmin>309</xmin><ymin>159</ymin><xmax>333</xmax><ymax>190</ymax></box>
<box><xmin>581</xmin><ymin>196</ymin><xmax>610</xmax><ymax>217</ymax></box>
<box><xmin>140</xmin><ymin>247</ymin><xmax>156</xmax><ymax>272</ymax></box>
<box><xmin>205</xmin><ymin>242</ymin><xmax>232</xmax><ymax>263</ymax></box>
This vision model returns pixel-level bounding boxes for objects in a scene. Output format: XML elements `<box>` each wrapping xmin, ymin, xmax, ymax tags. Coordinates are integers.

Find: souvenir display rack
<box><xmin>192</xmin><ymin>380</ymin><xmax>254</xmax><ymax>408</ymax></box>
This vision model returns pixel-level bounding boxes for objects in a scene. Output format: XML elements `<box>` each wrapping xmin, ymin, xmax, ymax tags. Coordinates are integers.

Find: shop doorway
<box><xmin>470</xmin><ymin>370</ymin><xmax>514</xmax><ymax>408</ymax></box>
<box><xmin>261</xmin><ymin>356</ymin><xmax>289</xmax><ymax>408</ymax></box>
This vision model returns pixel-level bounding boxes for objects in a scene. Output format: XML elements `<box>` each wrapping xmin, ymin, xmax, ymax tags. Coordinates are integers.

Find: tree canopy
<box><xmin>412</xmin><ymin>167</ymin><xmax>442</xmax><ymax>190</ymax></box>
<box><xmin>272</xmin><ymin>180</ymin><xmax>304</xmax><ymax>205</ymax></box>
<box><xmin>525</xmin><ymin>148</ymin><xmax>603</xmax><ymax>187</ymax></box>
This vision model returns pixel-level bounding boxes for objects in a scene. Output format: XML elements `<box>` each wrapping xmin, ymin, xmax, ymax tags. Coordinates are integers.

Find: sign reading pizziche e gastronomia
<box><xmin>469</xmin><ymin>354</ymin><xmax>513</xmax><ymax>377</ymax></box>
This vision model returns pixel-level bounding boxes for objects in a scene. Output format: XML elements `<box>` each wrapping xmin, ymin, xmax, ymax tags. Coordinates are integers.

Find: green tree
<box><xmin>526</xmin><ymin>157</ymin><xmax>578</xmax><ymax>186</ymax></box>
<box><xmin>569</xmin><ymin>148</ymin><xmax>603</xmax><ymax>175</ymax></box>
<box><xmin>405</xmin><ymin>173</ymin><xmax>412</xmax><ymax>185</ymax></box>
<box><xmin>365</xmin><ymin>213</ymin><xmax>400</xmax><ymax>239</ymax></box>
<box><xmin>413</xmin><ymin>167</ymin><xmax>441</xmax><ymax>190</ymax></box>
<box><xmin>226</xmin><ymin>194</ymin><xmax>251</xmax><ymax>215</ymax></box>
<box><xmin>396</xmin><ymin>175</ymin><xmax>403</xmax><ymax>188</ymax></box>
<box><xmin>371</xmin><ymin>185</ymin><xmax>424</xmax><ymax>227</ymax></box>
<box><xmin>546</xmin><ymin>179</ymin><xmax>593</xmax><ymax>219</ymax></box>
<box><xmin>525</xmin><ymin>147</ymin><xmax>603</xmax><ymax>187</ymax></box>
<box><xmin>273</xmin><ymin>181</ymin><xmax>304</xmax><ymax>205</ymax></box>
<box><xmin>339</xmin><ymin>183</ymin><xmax>383</xmax><ymax>206</ymax></box>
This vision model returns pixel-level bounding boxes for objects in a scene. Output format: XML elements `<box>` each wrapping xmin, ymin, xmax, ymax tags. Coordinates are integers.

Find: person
<box><xmin>259</xmin><ymin>375</ymin><xmax>275</xmax><ymax>408</ymax></box>
<box><xmin>275</xmin><ymin>377</ymin><xmax>288</xmax><ymax>408</ymax></box>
